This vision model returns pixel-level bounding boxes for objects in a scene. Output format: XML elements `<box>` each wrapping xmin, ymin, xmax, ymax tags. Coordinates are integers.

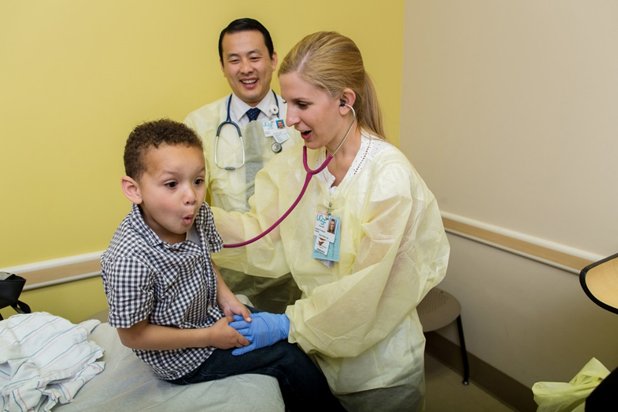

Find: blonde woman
<box><xmin>214</xmin><ymin>32</ymin><xmax>450</xmax><ymax>412</ymax></box>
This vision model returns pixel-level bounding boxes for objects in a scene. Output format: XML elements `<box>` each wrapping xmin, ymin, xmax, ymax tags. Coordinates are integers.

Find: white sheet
<box><xmin>0</xmin><ymin>313</ymin><xmax>104</xmax><ymax>412</ymax></box>
<box><xmin>56</xmin><ymin>322</ymin><xmax>284</xmax><ymax>412</ymax></box>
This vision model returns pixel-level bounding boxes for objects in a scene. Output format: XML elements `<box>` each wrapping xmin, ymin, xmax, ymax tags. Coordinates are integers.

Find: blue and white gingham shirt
<box><xmin>101</xmin><ymin>203</ymin><xmax>225</xmax><ymax>380</ymax></box>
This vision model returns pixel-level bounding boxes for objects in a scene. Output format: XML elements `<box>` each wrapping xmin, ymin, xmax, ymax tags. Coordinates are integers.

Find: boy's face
<box><xmin>133</xmin><ymin>144</ymin><xmax>206</xmax><ymax>244</ymax></box>
<box><xmin>220</xmin><ymin>30</ymin><xmax>277</xmax><ymax>106</ymax></box>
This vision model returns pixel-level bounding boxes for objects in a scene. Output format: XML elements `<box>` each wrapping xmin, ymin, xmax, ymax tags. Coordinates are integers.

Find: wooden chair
<box><xmin>578</xmin><ymin>253</ymin><xmax>618</xmax><ymax>407</ymax></box>
<box><xmin>417</xmin><ymin>287</ymin><xmax>470</xmax><ymax>384</ymax></box>
<box><xmin>579</xmin><ymin>252</ymin><xmax>618</xmax><ymax>314</ymax></box>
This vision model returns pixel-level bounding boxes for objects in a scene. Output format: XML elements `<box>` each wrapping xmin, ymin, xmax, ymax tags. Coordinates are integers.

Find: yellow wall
<box><xmin>0</xmin><ymin>1</ymin><xmax>403</xmax><ymax>321</ymax></box>
<box><xmin>0</xmin><ymin>277</ymin><xmax>107</xmax><ymax>322</ymax></box>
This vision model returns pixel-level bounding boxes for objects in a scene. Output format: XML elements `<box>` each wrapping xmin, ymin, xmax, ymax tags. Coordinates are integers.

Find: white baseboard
<box><xmin>1</xmin><ymin>212</ymin><xmax>606</xmax><ymax>289</ymax></box>
<box><xmin>442</xmin><ymin>211</ymin><xmax>603</xmax><ymax>274</ymax></box>
<box><xmin>1</xmin><ymin>252</ymin><xmax>102</xmax><ymax>290</ymax></box>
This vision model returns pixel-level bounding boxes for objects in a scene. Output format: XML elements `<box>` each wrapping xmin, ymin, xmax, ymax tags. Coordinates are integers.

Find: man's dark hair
<box><xmin>218</xmin><ymin>18</ymin><xmax>275</xmax><ymax>63</ymax></box>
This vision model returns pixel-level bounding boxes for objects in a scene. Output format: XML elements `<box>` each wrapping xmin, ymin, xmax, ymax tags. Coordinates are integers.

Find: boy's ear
<box><xmin>121</xmin><ymin>176</ymin><xmax>142</xmax><ymax>204</ymax></box>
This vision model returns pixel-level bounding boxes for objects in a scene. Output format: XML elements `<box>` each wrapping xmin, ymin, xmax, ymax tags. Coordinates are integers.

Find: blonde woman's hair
<box><xmin>279</xmin><ymin>31</ymin><xmax>385</xmax><ymax>138</ymax></box>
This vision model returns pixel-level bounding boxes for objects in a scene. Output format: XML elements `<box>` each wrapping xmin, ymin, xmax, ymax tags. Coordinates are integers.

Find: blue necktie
<box><xmin>246</xmin><ymin>107</ymin><xmax>261</xmax><ymax>122</ymax></box>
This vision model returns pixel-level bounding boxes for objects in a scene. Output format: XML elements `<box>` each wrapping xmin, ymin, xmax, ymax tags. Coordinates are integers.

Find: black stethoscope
<box><xmin>215</xmin><ymin>91</ymin><xmax>281</xmax><ymax>171</ymax></box>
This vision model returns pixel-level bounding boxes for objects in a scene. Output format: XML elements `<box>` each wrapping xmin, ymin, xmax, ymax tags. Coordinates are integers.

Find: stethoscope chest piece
<box><xmin>215</xmin><ymin>91</ymin><xmax>285</xmax><ymax>170</ymax></box>
<box><xmin>271</xmin><ymin>142</ymin><xmax>282</xmax><ymax>153</ymax></box>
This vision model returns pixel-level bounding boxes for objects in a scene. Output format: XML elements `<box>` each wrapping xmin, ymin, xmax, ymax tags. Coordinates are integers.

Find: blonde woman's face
<box><xmin>280</xmin><ymin>72</ymin><xmax>346</xmax><ymax>152</ymax></box>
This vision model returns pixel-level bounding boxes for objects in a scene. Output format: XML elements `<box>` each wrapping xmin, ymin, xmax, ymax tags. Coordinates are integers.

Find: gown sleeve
<box><xmin>286</xmin><ymin>156</ymin><xmax>450</xmax><ymax>358</ymax></box>
<box><xmin>210</xmin><ymin>154</ymin><xmax>296</xmax><ymax>278</ymax></box>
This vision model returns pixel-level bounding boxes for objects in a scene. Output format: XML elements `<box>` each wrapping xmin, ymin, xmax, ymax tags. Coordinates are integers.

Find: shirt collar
<box><xmin>230</xmin><ymin>91</ymin><xmax>277</xmax><ymax>125</ymax></box>
<box><xmin>129</xmin><ymin>203</ymin><xmax>207</xmax><ymax>247</ymax></box>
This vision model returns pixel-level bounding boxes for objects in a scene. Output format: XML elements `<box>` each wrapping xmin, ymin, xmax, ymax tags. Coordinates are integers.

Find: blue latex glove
<box><xmin>230</xmin><ymin>312</ymin><xmax>290</xmax><ymax>356</ymax></box>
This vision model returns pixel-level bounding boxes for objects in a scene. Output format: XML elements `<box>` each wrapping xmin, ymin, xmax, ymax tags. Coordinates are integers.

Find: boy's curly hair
<box><xmin>124</xmin><ymin>119</ymin><xmax>203</xmax><ymax>179</ymax></box>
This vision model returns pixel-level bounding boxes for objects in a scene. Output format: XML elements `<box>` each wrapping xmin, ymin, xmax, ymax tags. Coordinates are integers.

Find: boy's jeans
<box><xmin>169</xmin><ymin>340</ymin><xmax>344</xmax><ymax>411</ymax></box>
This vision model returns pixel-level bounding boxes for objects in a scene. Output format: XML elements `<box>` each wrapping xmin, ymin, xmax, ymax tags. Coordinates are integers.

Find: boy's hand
<box><xmin>208</xmin><ymin>317</ymin><xmax>249</xmax><ymax>350</ymax></box>
<box><xmin>219</xmin><ymin>295</ymin><xmax>252</xmax><ymax>322</ymax></box>
<box><xmin>213</xmin><ymin>262</ymin><xmax>251</xmax><ymax>322</ymax></box>
<box><xmin>229</xmin><ymin>312</ymin><xmax>289</xmax><ymax>355</ymax></box>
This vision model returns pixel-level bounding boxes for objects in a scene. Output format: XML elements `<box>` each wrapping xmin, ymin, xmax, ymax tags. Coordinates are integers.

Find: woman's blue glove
<box><xmin>229</xmin><ymin>312</ymin><xmax>290</xmax><ymax>356</ymax></box>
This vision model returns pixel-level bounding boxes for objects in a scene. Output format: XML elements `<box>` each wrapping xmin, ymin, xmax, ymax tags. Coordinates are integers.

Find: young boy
<box><xmin>101</xmin><ymin>119</ymin><xmax>342</xmax><ymax>411</ymax></box>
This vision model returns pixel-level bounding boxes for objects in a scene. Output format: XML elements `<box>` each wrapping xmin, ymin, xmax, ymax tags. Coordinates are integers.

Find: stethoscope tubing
<box><xmin>223</xmin><ymin>146</ymin><xmax>333</xmax><ymax>248</ymax></box>
<box><xmin>214</xmin><ymin>91</ymin><xmax>280</xmax><ymax>170</ymax></box>
<box><xmin>223</xmin><ymin>106</ymin><xmax>356</xmax><ymax>248</ymax></box>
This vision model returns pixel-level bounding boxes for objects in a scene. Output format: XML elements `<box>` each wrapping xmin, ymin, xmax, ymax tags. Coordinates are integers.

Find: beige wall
<box><xmin>0</xmin><ymin>1</ymin><xmax>403</xmax><ymax>322</ymax></box>
<box><xmin>402</xmin><ymin>0</ymin><xmax>618</xmax><ymax>387</ymax></box>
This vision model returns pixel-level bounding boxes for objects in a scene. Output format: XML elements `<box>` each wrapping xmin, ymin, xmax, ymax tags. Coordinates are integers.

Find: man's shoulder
<box><xmin>184</xmin><ymin>96</ymin><xmax>228</xmax><ymax>132</ymax></box>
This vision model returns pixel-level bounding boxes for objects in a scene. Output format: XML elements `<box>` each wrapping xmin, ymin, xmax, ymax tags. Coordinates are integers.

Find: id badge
<box><xmin>312</xmin><ymin>213</ymin><xmax>340</xmax><ymax>266</ymax></box>
<box><xmin>262</xmin><ymin>118</ymin><xmax>290</xmax><ymax>143</ymax></box>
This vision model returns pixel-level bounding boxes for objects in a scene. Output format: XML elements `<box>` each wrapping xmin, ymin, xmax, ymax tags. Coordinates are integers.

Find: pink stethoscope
<box><xmin>224</xmin><ymin>105</ymin><xmax>356</xmax><ymax>248</ymax></box>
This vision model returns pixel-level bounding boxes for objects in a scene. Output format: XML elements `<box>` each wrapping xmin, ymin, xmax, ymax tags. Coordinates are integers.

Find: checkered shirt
<box><xmin>101</xmin><ymin>202</ymin><xmax>224</xmax><ymax>380</ymax></box>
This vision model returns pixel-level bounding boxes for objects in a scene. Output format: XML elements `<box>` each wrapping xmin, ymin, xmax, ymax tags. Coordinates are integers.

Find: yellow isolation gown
<box><xmin>212</xmin><ymin>131</ymin><xmax>450</xmax><ymax>410</ymax></box>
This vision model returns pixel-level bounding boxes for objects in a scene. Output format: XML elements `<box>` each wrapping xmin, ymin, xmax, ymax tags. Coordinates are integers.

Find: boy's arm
<box><xmin>214</xmin><ymin>262</ymin><xmax>252</xmax><ymax>321</ymax></box>
<box><xmin>116</xmin><ymin>317</ymin><xmax>248</xmax><ymax>351</ymax></box>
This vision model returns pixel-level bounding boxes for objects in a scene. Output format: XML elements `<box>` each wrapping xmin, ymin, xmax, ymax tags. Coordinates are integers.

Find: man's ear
<box><xmin>270</xmin><ymin>51</ymin><xmax>278</xmax><ymax>70</ymax></box>
<box><xmin>121</xmin><ymin>176</ymin><xmax>142</xmax><ymax>204</ymax></box>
